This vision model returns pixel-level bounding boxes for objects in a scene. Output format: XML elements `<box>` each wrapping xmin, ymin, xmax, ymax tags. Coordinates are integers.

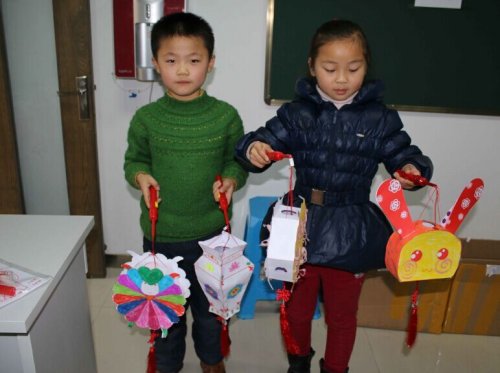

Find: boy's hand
<box><xmin>248</xmin><ymin>141</ymin><xmax>273</xmax><ymax>168</ymax></box>
<box><xmin>213</xmin><ymin>178</ymin><xmax>237</xmax><ymax>205</ymax></box>
<box><xmin>136</xmin><ymin>173</ymin><xmax>160</xmax><ymax>208</ymax></box>
<box><xmin>393</xmin><ymin>164</ymin><xmax>420</xmax><ymax>190</ymax></box>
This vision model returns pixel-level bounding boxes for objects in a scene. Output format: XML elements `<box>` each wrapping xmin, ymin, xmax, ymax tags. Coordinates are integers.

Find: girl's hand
<box><xmin>393</xmin><ymin>164</ymin><xmax>420</xmax><ymax>189</ymax></box>
<box><xmin>248</xmin><ymin>141</ymin><xmax>273</xmax><ymax>168</ymax></box>
<box><xmin>136</xmin><ymin>173</ymin><xmax>160</xmax><ymax>208</ymax></box>
<box><xmin>213</xmin><ymin>178</ymin><xmax>237</xmax><ymax>205</ymax></box>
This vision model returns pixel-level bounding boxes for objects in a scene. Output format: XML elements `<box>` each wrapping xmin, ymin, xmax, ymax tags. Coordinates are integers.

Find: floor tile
<box><xmin>92</xmin><ymin>306</ymin><xmax>150</xmax><ymax>373</ymax></box>
<box><xmin>364</xmin><ymin>327</ymin><xmax>500</xmax><ymax>373</ymax></box>
<box><xmin>349</xmin><ymin>328</ymin><xmax>379</xmax><ymax>373</ymax></box>
<box><xmin>88</xmin><ymin>272</ymin><xmax>500</xmax><ymax>373</ymax></box>
<box><xmin>86</xmin><ymin>276</ymin><xmax>114</xmax><ymax>310</ymax></box>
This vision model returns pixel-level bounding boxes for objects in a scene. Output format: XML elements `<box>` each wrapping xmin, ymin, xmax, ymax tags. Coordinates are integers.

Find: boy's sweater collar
<box><xmin>161</xmin><ymin>89</ymin><xmax>212</xmax><ymax>112</ymax></box>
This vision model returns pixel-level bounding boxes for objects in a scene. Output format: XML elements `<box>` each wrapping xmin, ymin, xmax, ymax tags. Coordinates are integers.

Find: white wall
<box><xmin>91</xmin><ymin>0</ymin><xmax>500</xmax><ymax>254</ymax></box>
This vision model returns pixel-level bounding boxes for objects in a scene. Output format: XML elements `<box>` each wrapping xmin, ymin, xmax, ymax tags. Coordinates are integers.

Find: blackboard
<box><xmin>264</xmin><ymin>0</ymin><xmax>500</xmax><ymax>115</ymax></box>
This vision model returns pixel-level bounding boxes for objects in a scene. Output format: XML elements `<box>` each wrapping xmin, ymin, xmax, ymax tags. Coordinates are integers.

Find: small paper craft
<box><xmin>195</xmin><ymin>230</ymin><xmax>254</xmax><ymax>320</ymax></box>
<box><xmin>0</xmin><ymin>259</ymin><xmax>50</xmax><ymax>309</ymax></box>
<box><xmin>112</xmin><ymin>251</ymin><xmax>191</xmax><ymax>332</ymax></box>
<box><xmin>264</xmin><ymin>198</ymin><xmax>307</xmax><ymax>282</ymax></box>
<box><xmin>376</xmin><ymin>178</ymin><xmax>484</xmax><ymax>282</ymax></box>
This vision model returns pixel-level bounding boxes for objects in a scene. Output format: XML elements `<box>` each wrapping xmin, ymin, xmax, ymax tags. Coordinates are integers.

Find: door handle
<box><xmin>57</xmin><ymin>76</ymin><xmax>91</xmax><ymax>120</ymax></box>
<box><xmin>76</xmin><ymin>76</ymin><xmax>90</xmax><ymax>120</ymax></box>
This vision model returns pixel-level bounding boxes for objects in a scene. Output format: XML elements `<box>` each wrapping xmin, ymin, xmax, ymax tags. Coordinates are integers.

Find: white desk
<box><xmin>0</xmin><ymin>215</ymin><xmax>97</xmax><ymax>373</ymax></box>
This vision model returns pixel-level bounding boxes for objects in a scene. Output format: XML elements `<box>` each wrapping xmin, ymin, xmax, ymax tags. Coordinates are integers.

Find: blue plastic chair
<box><xmin>239</xmin><ymin>196</ymin><xmax>321</xmax><ymax>320</ymax></box>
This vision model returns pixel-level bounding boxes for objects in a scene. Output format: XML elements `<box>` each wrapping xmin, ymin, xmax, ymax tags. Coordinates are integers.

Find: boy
<box><xmin>124</xmin><ymin>12</ymin><xmax>247</xmax><ymax>373</ymax></box>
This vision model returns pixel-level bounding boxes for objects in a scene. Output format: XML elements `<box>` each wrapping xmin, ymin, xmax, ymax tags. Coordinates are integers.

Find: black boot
<box><xmin>287</xmin><ymin>349</ymin><xmax>315</xmax><ymax>373</ymax></box>
<box><xmin>319</xmin><ymin>358</ymin><xmax>349</xmax><ymax>373</ymax></box>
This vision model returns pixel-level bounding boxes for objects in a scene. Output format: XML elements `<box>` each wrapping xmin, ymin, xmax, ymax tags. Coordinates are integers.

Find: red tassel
<box><xmin>406</xmin><ymin>282</ymin><xmax>419</xmax><ymax>348</ymax></box>
<box><xmin>276</xmin><ymin>286</ymin><xmax>300</xmax><ymax>354</ymax></box>
<box><xmin>146</xmin><ymin>330</ymin><xmax>159</xmax><ymax>373</ymax></box>
<box><xmin>219</xmin><ymin>318</ymin><xmax>231</xmax><ymax>357</ymax></box>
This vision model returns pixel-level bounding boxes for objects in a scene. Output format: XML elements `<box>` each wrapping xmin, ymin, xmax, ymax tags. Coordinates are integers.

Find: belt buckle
<box><xmin>310</xmin><ymin>188</ymin><xmax>324</xmax><ymax>206</ymax></box>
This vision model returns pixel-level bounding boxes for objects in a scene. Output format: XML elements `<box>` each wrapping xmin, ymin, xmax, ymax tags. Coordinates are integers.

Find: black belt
<box><xmin>294</xmin><ymin>186</ymin><xmax>369</xmax><ymax>206</ymax></box>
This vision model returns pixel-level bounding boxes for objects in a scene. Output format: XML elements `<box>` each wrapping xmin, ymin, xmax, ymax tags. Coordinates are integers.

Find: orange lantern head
<box><xmin>377</xmin><ymin>178</ymin><xmax>484</xmax><ymax>282</ymax></box>
<box><xmin>385</xmin><ymin>220</ymin><xmax>461</xmax><ymax>282</ymax></box>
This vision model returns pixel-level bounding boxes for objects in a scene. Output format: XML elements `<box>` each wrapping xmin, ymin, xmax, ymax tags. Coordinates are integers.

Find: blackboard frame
<box><xmin>264</xmin><ymin>0</ymin><xmax>500</xmax><ymax>116</ymax></box>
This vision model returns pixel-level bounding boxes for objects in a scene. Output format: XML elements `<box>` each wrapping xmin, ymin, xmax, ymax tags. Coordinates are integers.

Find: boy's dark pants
<box><xmin>144</xmin><ymin>230</ymin><xmax>224</xmax><ymax>372</ymax></box>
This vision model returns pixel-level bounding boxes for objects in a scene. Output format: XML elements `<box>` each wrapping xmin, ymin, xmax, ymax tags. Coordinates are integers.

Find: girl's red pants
<box><xmin>286</xmin><ymin>264</ymin><xmax>365</xmax><ymax>373</ymax></box>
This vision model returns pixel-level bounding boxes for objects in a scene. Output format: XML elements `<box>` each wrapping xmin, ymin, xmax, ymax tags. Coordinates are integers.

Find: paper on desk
<box><xmin>0</xmin><ymin>259</ymin><xmax>50</xmax><ymax>309</ymax></box>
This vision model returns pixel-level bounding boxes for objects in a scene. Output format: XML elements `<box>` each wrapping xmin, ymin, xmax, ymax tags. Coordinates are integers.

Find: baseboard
<box><xmin>105</xmin><ymin>254</ymin><xmax>129</xmax><ymax>268</ymax></box>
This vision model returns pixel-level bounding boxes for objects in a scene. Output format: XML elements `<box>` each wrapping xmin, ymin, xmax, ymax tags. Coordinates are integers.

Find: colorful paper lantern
<box><xmin>264</xmin><ymin>197</ymin><xmax>307</xmax><ymax>283</ymax></box>
<box><xmin>376</xmin><ymin>178</ymin><xmax>484</xmax><ymax>282</ymax></box>
<box><xmin>195</xmin><ymin>230</ymin><xmax>254</xmax><ymax>320</ymax></box>
<box><xmin>112</xmin><ymin>251</ymin><xmax>191</xmax><ymax>332</ymax></box>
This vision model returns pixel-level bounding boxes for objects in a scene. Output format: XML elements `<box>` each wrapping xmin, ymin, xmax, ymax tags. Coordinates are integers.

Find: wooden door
<box><xmin>0</xmin><ymin>9</ymin><xmax>24</xmax><ymax>214</ymax></box>
<box><xmin>53</xmin><ymin>0</ymin><xmax>106</xmax><ymax>277</ymax></box>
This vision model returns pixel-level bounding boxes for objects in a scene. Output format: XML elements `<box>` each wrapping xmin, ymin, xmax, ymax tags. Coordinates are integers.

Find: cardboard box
<box><xmin>357</xmin><ymin>270</ymin><xmax>451</xmax><ymax>334</ymax></box>
<box><xmin>357</xmin><ymin>239</ymin><xmax>500</xmax><ymax>336</ymax></box>
<box><xmin>442</xmin><ymin>239</ymin><xmax>500</xmax><ymax>336</ymax></box>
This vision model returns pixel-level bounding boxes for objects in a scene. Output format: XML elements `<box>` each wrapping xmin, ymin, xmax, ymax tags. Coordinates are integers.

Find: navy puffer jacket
<box><xmin>235</xmin><ymin>78</ymin><xmax>433</xmax><ymax>273</ymax></box>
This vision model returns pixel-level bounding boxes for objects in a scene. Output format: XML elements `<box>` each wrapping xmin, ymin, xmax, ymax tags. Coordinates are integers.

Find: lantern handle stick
<box><xmin>149</xmin><ymin>186</ymin><xmax>159</xmax><ymax>252</ymax></box>
<box><xmin>395</xmin><ymin>169</ymin><xmax>437</xmax><ymax>188</ymax></box>
<box><xmin>216</xmin><ymin>175</ymin><xmax>231</xmax><ymax>233</ymax></box>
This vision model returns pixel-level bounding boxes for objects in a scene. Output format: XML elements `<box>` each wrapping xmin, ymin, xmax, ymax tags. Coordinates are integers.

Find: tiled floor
<box><xmin>88</xmin><ymin>267</ymin><xmax>500</xmax><ymax>373</ymax></box>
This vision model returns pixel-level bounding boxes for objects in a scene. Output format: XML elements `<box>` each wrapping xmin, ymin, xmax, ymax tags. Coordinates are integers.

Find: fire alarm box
<box><xmin>113</xmin><ymin>0</ymin><xmax>187</xmax><ymax>81</ymax></box>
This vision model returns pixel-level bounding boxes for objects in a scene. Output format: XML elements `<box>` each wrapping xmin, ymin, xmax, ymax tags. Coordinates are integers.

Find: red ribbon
<box><xmin>276</xmin><ymin>284</ymin><xmax>300</xmax><ymax>354</ymax></box>
<box><xmin>276</xmin><ymin>287</ymin><xmax>291</xmax><ymax>302</ymax></box>
<box><xmin>217</xmin><ymin>317</ymin><xmax>231</xmax><ymax>357</ymax></box>
<box><xmin>406</xmin><ymin>282</ymin><xmax>419</xmax><ymax>348</ymax></box>
<box><xmin>146</xmin><ymin>330</ymin><xmax>160</xmax><ymax>373</ymax></box>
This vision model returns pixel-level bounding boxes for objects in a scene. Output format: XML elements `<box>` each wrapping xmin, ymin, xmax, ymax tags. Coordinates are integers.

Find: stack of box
<box><xmin>357</xmin><ymin>239</ymin><xmax>499</xmax><ymax>336</ymax></box>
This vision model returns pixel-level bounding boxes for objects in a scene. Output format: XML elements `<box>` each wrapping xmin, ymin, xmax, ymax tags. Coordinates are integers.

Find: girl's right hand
<box><xmin>136</xmin><ymin>173</ymin><xmax>160</xmax><ymax>208</ymax></box>
<box><xmin>393</xmin><ymin>164</ymin><xmax>420</xmax><ymax>190</ymax></box>
<box><xmin>248</xmin><ymin>141</ymin><xmax>273</xmax><ymax>168</ymax></box>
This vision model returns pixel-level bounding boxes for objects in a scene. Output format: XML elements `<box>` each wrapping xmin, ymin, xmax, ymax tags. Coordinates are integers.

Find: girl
<box><xmin>235</xmin><ymin>19</ymin><xmax>433</xmax><ymax>373</ymax></box>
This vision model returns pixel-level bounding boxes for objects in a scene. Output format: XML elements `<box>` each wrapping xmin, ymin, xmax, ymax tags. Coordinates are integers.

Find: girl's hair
<box><xmin>308</xmin><ymin>19</ymin><xmax>371</xmax><ymax>66</ymax></box>
<box><xmin>151</xmin><ymin>12</ymin><xmax>215</xmax><ymax>59</ymax></box>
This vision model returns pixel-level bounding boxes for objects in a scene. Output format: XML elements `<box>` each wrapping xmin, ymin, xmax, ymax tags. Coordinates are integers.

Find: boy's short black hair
<box><xmin>151</xmin><ymin>12</ymin><xmax>215</xmax><ymax>59</ymax></box>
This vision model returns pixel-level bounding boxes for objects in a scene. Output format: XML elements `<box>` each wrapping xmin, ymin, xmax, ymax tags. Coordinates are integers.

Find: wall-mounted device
<box><xmin>113</xmin><ymin>0</ymin><xmax>187</xmax><ymax>81</ymax></box>
<box><xmin>134</xmin><ymin>0</ymin><xmax>164</xmax><ymax>81</ymax></box>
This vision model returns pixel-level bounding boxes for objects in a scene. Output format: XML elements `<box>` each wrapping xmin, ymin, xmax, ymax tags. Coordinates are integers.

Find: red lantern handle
<box><xmin>149</xmin><ymin>186</ymin><xmax>158</xmax><ymax>222</ymax></box>
<box><xmin>267</xmin><ymin>151</ymin><xmax>292</xmax><ymax>161</ymax></box>
<box><xmin>266</xmin><ymin>151</ymin><xmax>295</xmax><ymax>208</ymax></box>
<box><xmin>396</xmin><ymin>169</ymin><xmax>436</xmax><ymax>187</ymax></box>
<box><xmin>149</xmin><ymin>186</ymin><xmax>159</xmax><ymax>251</ymax></box>
<box><xmin>215</xmin><ymin>175</ymin><xmax>231</xmax><ymax>232</ymax></box>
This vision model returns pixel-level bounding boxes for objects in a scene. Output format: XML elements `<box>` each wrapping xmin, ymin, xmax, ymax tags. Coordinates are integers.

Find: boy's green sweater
<box><xmin>124</xmin><ymin>92</ymin><xmax>247</xmax><ymax>242</ymax></box>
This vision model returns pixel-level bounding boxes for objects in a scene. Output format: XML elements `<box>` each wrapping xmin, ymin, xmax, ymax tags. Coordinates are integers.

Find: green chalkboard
<box><xmin>265</xmin><ymin>0</ymin><xmax>500</xmax><ymax>115</ymax></box>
